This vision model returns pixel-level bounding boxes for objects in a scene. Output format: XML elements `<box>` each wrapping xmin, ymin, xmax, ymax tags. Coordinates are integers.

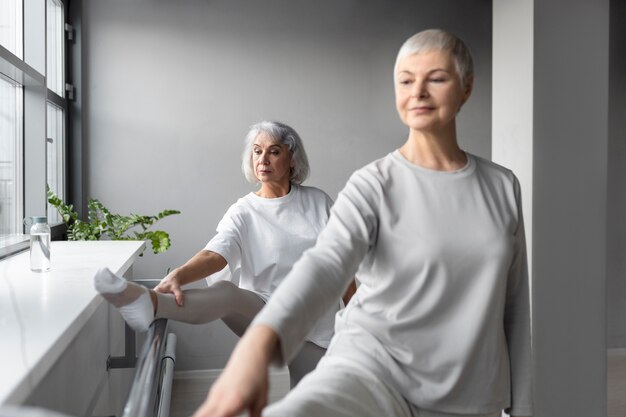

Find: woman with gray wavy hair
<box><xmin>195</xmin><ymin>29</ymin><xmax>532</xmax><ymax>417</ymax></box>
<box><xmin>95</xmin><ymin>120</ymin><xmax>356</xmax><ymax>388</ymax></box>
<box><xmin>241</xmin><ymin>121</ymin><xmax>310</xmax><ymax>185</ymax></box>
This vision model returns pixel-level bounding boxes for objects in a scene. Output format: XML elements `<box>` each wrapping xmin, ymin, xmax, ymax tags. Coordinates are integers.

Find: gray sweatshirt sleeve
<box><xmin>503</xmin><ymin>176</ymin><xmax>534</xmax><ymax>416</ymax></box>
<box><xmin>252</xmin><ymin>171</ymin><xmax>379</xmax><ymax>364</ymax></box>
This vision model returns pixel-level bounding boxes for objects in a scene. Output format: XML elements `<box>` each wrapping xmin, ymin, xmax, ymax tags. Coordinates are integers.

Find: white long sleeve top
<box><xmin>253</xmin><ymin>151</ymin><xmax>533</xmax><ymax>416</ymax></box>
<box><xmin>205</xmin><ymin>184</ymin><xmax>338</xmax><ymax>348</ymax></box>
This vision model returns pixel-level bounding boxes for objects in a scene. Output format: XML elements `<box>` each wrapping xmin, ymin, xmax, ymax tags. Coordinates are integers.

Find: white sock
<box><xmin>94</xmin><ymin>267</ymin><xmax>154</xmax><ymax>332</ymax></box>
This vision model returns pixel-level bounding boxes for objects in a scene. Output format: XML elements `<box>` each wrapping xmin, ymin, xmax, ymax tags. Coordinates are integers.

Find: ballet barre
<box><xmin>121</xmin><ymin>319</ymin><xmax>177</xmax><ymax>417</ymax></box>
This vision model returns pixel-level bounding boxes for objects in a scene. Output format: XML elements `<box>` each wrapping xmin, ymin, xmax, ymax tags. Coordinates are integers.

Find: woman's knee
<box><xmin>268</xmin><ymin>361</ymin><xmax>411</xmax><ymax>417</ymax></box>
<box><xmin>207</xmin><ymin>279</ymin><xmax>239</xmax><ymax>295</ymax></box>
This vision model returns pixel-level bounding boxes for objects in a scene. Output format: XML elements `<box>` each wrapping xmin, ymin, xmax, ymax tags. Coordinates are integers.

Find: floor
<box><xmin>169</xmin><ymin>367</ymin><xmax>290</xmax><ymax>417</ymax></box>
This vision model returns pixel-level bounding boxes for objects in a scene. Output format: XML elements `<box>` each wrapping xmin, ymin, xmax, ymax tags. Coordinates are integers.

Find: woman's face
<box><xmin>252</xmin><ymin>133</ymin><xmax>293</xmax><ymax>186</ymax></box>
<box><xmin>394</xmin><ymin>49</ymin><xmax>472</xmax><ymax>132</ymax></box>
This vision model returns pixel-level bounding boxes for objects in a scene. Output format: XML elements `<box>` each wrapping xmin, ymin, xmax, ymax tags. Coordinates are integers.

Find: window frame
<box><xmin>46</xmin><ymin>0</ymin><xmax>67</xmax><ymax>230</ymax></box>
<box><xmin>0</xmin><ymin>72</ymin><xmax>25</xmax><ymax>256</ymax></box>
<box><xmin>0</xmin><ymin>0</ymin><xmax>71</xmax><ymax>259</ymax></box>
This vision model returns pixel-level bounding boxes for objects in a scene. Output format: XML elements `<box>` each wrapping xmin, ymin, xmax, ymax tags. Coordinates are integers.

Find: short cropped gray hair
<box><xmin>394</xmin><ymin>29</ymin><xmax>474</xmax><ymax>88</ymax></box>
<box><xmin>241</xmin><ymin>121</ymin><xmax>310</xmax><ymax>185</ymax></box>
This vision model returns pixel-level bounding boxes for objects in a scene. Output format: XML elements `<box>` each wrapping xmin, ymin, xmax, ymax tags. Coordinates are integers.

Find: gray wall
<box><xmin>81</xmin><ymin>0</ymin><xmax>492</xmax><ymax>369</ymax></box>
<box><xmin>532</xmin><ymin>1</ymin><xmax>609</xmax><ymax>416</ymax></box>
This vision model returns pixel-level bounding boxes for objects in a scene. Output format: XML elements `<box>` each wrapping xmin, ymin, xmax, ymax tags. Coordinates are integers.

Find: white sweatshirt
<box><xmin>253</xmin><ymin>151</ymin><xmax>533</xmax><ymax>416</ymax></box>
<box><xmin>205</xmin><ymin>184</ymin><xmax>338</xmax><ymax>348</ymax></box>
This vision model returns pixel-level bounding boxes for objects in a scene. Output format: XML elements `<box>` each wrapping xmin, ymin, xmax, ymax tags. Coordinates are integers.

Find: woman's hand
<box><xmin>192</xmin><ymin>325</ymin><xmax>279</xmax><ymax>417</ymax></box>
<box><xmin>154</xmin><ymin>269</ymin><xmax>185</xmax><ymax>306</ymax></box>
<box><xmin>154</xmin><ymin>250</ymin><xmax>228</xmax><ymax>306</ymax></box>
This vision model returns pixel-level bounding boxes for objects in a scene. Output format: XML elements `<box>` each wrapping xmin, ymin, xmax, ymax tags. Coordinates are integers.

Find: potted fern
<box><xmin>47</xmin><ymin>188</ymin><xmax>180</xmax><ymax>254</ymax></box>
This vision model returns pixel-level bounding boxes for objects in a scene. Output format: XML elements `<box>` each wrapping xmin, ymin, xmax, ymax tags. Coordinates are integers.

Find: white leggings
<box><xmin>263</xmin><ymin>358</ymin><xmax>502</xmax><ymax>417</ymax></box>
<box><xmin>154</xmin><ymin>280</ymin><xmax>325</xmax><ymax>387</ymax></box>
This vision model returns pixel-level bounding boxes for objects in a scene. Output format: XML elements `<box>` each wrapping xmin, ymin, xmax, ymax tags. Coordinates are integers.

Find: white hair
<box><xmin>394</xmin><ymin>29</ymin><xmax>474</xmax><ymax>88</ymax></box>
<box><xmin>241</xmin><ymin>121</ymin><xmax>310</xmax><ymax>185</ymax></box>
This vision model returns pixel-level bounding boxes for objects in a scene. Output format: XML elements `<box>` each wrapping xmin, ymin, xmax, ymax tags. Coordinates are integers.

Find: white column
<box><xmin>492</xmin><ymin>0</ymin><xmax>534</xmax><ymax>273</ymax></box>
<box><xmin>493</xmin><ymin>1</ymin><xmax>610</xmax><ymax>416</ymax></box>
<box><xmin>492</xmin><ymin>4</ymin><xmax>534</xmax><ymax>417</ymax></box>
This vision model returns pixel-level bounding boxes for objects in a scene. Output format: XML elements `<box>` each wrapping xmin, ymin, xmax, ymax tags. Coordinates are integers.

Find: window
<box><xmin>0</xmin><ymin>0</ymin><xmax>70</xmax><ymax>257</ymax></box>
<box><xmin>0</xmin><ymin>74</ymin><xmax>23</xmax><ymax>245</ymax></box>
<box><xmin>46</xmin><ymin>0</ymin><xmax>64</xmax><ymax>96</ymax></box>
<box><xmin>0</xmin><ymin>0</ymin><xmax>23</xmax><ymax>59</ymax></box>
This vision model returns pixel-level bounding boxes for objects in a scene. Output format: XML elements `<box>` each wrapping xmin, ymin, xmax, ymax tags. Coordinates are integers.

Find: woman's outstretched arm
<box><xmin>155</xmin><ymin>250</ymin><xmax>227</xmax><ymax>306</ymax></box>
<box><xmin>192</xmin><ymin>325</ymin><xmax>279</xmax><ymax>417</ymax></box>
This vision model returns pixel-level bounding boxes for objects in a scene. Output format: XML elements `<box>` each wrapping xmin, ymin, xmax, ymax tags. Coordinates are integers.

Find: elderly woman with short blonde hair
<box><xmin>194</xmin><ymin>29</ymin><xmax>533</xmax><ymax>417</ymax></box>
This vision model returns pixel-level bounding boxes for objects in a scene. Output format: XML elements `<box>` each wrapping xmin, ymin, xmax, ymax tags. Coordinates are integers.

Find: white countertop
<box><xmin>0</xmin><ymin>240</ymin><xmax>145</xmax><ymax>405</ymax></box>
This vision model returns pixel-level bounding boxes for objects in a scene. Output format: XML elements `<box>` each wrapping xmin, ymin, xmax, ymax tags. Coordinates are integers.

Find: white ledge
<box><xmin>0</xmin><ymin>240</ymin><xmax>145</xmax><ymax>405</ymax></box>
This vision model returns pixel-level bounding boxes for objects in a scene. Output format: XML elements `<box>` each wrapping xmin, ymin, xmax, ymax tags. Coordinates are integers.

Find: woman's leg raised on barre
<box><xmin>155</xmin><ymin>280</ymin><xmax>265</xmax><ymax>326</ymax></box>
<box><xmin>95</xmin><ymin>268</ymin><xmax>326</xmax><ymax>387</ymax></box>
<box><xmin>95</xmin><ymin>267</ymin><xmax>264</xmax><ymax>332</ymax></box>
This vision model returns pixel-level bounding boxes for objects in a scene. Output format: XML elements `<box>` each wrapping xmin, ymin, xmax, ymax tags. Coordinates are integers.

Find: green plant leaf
<box><xmin>46</xmin><ymin>186</ymin><xmax>179</xmax><ymax>254</ymax></box>
<box><xmin>141</xmin><ymin>230</ymin><xmax>171</xmax><ymax>254</ymax></box>
<box><xmin>157</xmin><ymin>209</ymin><xmax>181</xmax><ymax>219</ymax></box>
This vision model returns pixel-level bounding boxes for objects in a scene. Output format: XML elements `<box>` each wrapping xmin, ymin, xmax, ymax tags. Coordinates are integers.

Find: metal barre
<box><xmin>121</xmin><ymin>319</ymin><xmax>177</xmax><ymax>417</ymax></box>
<box><xmin>158</xmin><ymin>333</ymin><xmax>177</xmax><ymax>417</ymax></box>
